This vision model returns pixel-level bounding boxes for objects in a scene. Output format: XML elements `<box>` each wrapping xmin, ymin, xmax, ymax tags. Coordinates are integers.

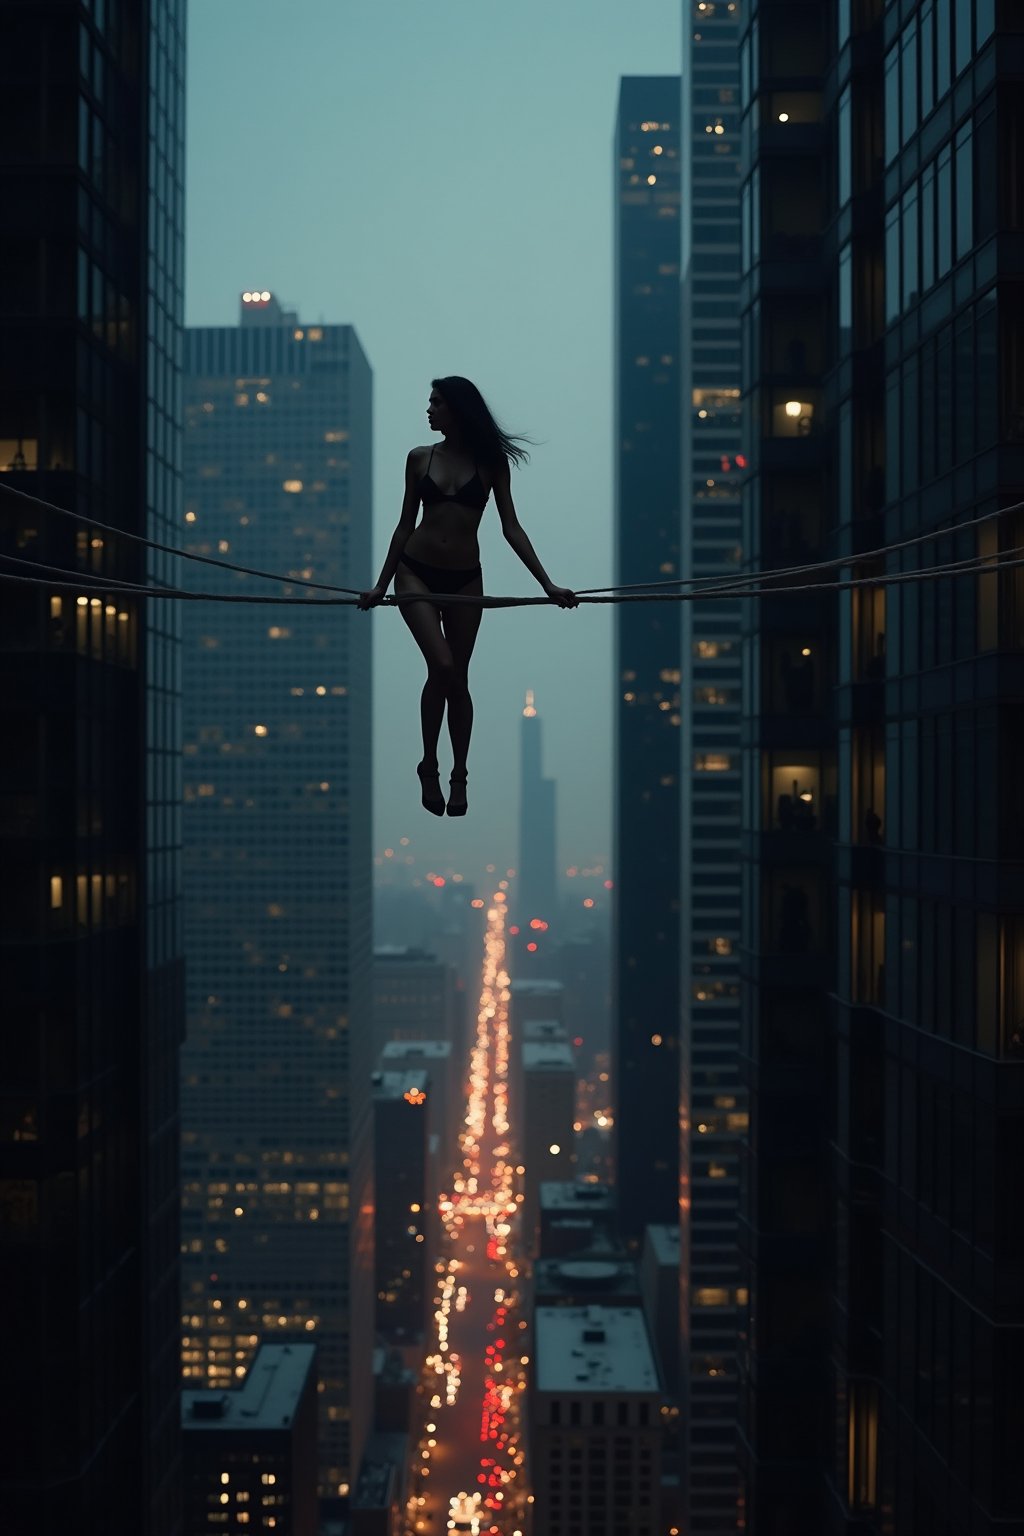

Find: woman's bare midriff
<box><xmin>402</xmin><ymin>450</ymin><xmax>490</xmax><ymax>569</ymax></box>
<box><xmin>403</xmin><ymin>506</ymin><xmax>483</xmax><ymax>569</ymax></box>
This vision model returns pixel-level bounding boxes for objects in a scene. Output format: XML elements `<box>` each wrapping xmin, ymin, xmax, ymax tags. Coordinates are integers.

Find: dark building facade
<box><xmin>0</xmin><ymin>2</ymin><xmax>186</xmax><ymax>1531</ymax></box>
<box><xmin>613</xmin><ymin>75</ymin><xmax>683</xmax><ymax>1242</ymax></box>
<box><xmin>181</xmin><ymin>295</ymin><xmax>374</xmax><ymax>1494</ymax></box>
<box><xmin>372</xmin><ymin>1069</ymin><xmax>430</xmax><ymax>1345</ymax></box>
<box><xmin>736</xmin><ymin>1</ymin><xmax>1023</xmax><ymax>1533</ymax></box>
<box><xmin>678</xmin><ymin>5</ymin><xmax>747</xmax><ymax>1532</ymax></box>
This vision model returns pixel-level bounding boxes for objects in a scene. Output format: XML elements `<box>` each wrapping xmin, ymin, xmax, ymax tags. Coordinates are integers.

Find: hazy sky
<box><xmin>186</xmin><ymin>0</ymin><xmax>680</xmax><ymax>886</ymax></box>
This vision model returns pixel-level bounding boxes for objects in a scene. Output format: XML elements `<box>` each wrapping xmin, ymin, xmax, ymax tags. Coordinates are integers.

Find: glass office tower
<box><xmin>737</xmin><ymin>2</ymin><xmax>1023</xmax><ymax>1532</ymax></box>
<box><xmin>613</xmin><ymin>76</ymin><xmax>683</xmax><ymax>1243</ymax></box>
<box><xmin>679</xmin><ymin>4</ymin><xmax>746</xmax><ymax>1531</ymax></box>
<box><xmin>0</xmin><ymin>2</ymin><xmax>186</xmax><ymax>1532</ymax></box>
<box><xmin>181</xmin><ymin>295</ymin><xmax>373</xmax><ymax>1494</ymax></box>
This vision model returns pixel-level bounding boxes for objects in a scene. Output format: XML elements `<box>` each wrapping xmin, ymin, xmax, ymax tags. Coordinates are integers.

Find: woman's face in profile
<box><xmin>427</xmin><ymin>388</ymin><xmax>455</xmax><ymax>435</ymax></box>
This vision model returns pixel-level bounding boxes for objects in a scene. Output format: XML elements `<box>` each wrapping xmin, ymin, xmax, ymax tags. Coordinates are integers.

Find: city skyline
<box><xmin>2</xmin><ymin>2</ymin><xmax>1022</xmax><ymax>1533</ymax></box>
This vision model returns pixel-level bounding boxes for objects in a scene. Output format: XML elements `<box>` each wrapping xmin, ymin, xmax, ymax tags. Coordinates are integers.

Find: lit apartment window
<box><xmin>848</xmin><ymin>1380</ymin><xmax>879</xmax><ymax>1510</ymax></box>
<box><xmin>694</xmin><ymin>1287</ymin><xmax>730</xmax><ymax>1306</ymax></box>
<box><xmin>851</xmin><ymin>892</ymin><xmax>886</xmax><ymax>1006</ymax></box>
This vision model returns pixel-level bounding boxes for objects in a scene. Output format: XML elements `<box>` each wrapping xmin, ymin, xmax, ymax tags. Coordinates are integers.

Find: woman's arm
<box><xmin>358</xmin><ymin>450</ymin><xmax>420</xmax><ymax>607</ymax></box>
<box><xmin>492</xmin><ymin>457</ymin><xmax>576</xmax><ymax>606</ymax></box>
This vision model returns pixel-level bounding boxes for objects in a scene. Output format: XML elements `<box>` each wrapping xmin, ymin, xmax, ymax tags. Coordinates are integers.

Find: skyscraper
<box><xmin>678</xmin><ymin>5</ymin><xmax>746</xmax><ymax>1530</ymax></box>
<box><xmin>613</xmin><ymin>77</ymin><xmax>683</xmax><ymax>1242</ymax></box>
<box><xmin>518</xmin><ymin>688</ymin><xmax>557</xmax><ymax>933</ymax></box>
<box><xmin>530</xmin><ymin>1306</ymin><xmax>664</xmax><ymax>1536</ymax></box>
<box><xmin>737</xmin><ymin>2</ymin><xmax>1022</xmax><ymax>1531</ymax></box>
<box><xmin>0</xmin><ymin>3</ymin><xmax>186</xmax><ymax>1530</ymax></box>
<box><xmin>180</xmin><ymin>294</ymin><xmax>373</xmax><ymax>1494</ymax></box>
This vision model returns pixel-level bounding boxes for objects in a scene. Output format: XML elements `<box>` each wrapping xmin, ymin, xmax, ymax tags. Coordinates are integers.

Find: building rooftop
<box><xmin>522</xmin><ymin>1018</ymin><xmax>568</xmax><ymax>1041</ymax></box>
<box><xmin>380</xmin><ymin>1040</ymin><xmax>452</xmax><ymax>1061</ymax></box>
<box><xmin>523</xmin><ymin>1042</ymin><xmax>575</xmax><ymax>1073</ymax></box>
<box><xmin>353</xmin><ymin>1431</ymin><xmax>408</xmax><ymax>1512</ymax></box>
<box><xmin>540</xmin><ymin>1180</ymin><xmax>614</xmax><ymax>1212</ymax></box>
<box><xmin>534</xmin><ymin>1257</ymin><xmax>641</xmax><ymax>1305</ymax></box>
<box><xmin>644</xmin><ymin>1223</ymin><xmax>681</xmax><ymax>1267</ymax></box>
<box><xmin>535</xmin><ymin>1306</ymin><xmax>658</xmax><ymax>1395</ymax></box>
<box><xmin>182</xmin><ymin>1344</ymin><xmax>315</xmax><ymax>1432</ymax></box>
<box><xmin>511</xmin><ymin>979</ymin><xmax>564</xmax><ymax>996</ymax></box>
<box><xmin>372</xmin><ymin>1068</ymin><xmax>429</xmax><ymax>1101</ymax></box>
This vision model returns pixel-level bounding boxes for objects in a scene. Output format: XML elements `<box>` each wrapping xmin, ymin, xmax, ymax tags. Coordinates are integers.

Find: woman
<box><xmin>358</xmin><ymin>376</ymin><xmax>577</xmax><ymax>817</ymax></box>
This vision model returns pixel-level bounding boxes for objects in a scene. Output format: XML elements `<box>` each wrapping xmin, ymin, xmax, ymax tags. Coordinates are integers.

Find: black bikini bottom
<box><xmin>399</xmin><ymin>552</ymin><xmax>482</xmax><ymax>595</ymax></box>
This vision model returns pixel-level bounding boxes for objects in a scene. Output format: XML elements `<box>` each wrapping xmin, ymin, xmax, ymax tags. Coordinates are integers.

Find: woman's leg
<box><xmin>439</xmin><ymin>574</ymin><xmax>484</xmax><ymax>780</ymax></box>
<box><xmin>395</xmin><ymin>568</ymin><xmax>455</xmax><ymax>767</ymax></box>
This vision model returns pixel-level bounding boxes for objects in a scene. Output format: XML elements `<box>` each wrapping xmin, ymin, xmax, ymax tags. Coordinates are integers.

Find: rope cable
<box><xmin>0</xmin><ymin>480</ymin><xmax>362</xmax><ymax>596</ymax></box>
<box><xmin>576</xmin><ymin>501</ymin><xmax>1022</xmax><ymax>595</ymax></box>
<box><xmin>2</xmin><ymin>547</ymin><xmax>1020</xmax><ymax>607</ymax></box>
<box><xmin>2</xmin><ymin>479</ymin><xmax>1021</xmax><ymax>606</ymax></box>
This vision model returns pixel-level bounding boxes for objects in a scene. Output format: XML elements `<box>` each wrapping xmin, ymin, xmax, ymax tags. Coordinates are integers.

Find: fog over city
<box><xmin>185</xmin><ymin>0</ymin><xmax>681</xmax><ymax>884</ymax></box>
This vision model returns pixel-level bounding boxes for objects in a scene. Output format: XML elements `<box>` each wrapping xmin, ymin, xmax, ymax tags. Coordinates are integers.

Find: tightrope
<box><xmin>576</xmin><ymin>502</ymin><xmax>1019</xmax><ymax>595</ymax></box>
<box><xmin>2</xmin><ymin>479</ymin><xmax>1021</xmax><ymax>606</ymax></box>
<box><xmin>1</xmin><ymin>547</ymin><xmax>1021</xmax><ymax>606</ymax></box>
<box><xmin>0</xmin><ymin>480</ymin><xmax>362</xmax><ymax>596</ymax></box>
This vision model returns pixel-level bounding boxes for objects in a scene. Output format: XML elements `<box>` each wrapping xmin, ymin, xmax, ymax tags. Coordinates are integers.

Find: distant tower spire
<box><xmin>518</xmin><ymin>690</ymin><xmax>557</xmax><ymax>934</ymax></box>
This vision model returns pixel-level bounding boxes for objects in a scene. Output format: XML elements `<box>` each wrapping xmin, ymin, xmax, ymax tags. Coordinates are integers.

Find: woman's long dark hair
<box><xmin>431</xmin><ymin>375</ymin><xmax>537</xmax><ymax>469</ymax></box>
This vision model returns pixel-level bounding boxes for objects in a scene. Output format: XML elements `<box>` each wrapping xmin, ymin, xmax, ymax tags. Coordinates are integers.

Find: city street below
<box><xmin>405</xmin><ymin>896</ymin><xmax>529</xmax><ymax>1536</ymax></box>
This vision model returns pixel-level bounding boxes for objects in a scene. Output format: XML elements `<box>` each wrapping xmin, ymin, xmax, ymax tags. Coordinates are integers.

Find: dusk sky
<box><xmin>185</xmin><ymin>0</ymin><xmax>680</xmax><ymax>885</ymax></box>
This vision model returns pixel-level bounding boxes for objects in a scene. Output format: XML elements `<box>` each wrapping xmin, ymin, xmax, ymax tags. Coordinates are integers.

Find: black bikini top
<box><xmin>420</xmin><ymin>445</ymin><xmax>489</xmax><ymax>512</ymax></box>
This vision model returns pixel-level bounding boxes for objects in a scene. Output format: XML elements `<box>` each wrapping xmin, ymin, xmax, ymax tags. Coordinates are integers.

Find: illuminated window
<box><xmin>709</xmin><ymin>936</ymin><xmax>732</xmax><ymax>956</ymax></box>
<box><xmin>692</xmin><ymin>388</ymin><xmax>740</xmax><ymax>408</ymax></box>
<box><xmin>694</xmin><ymin>753</ymin><xmax>732</xmax><ymax>772</ymax></box>
<box><xmin>694</xmin><ymin>1287</ymin><xmax>730</xmax><ymax>1306</ymax></box>
<box><xmin>282</xmin><ymin>480</ymin><xmax>303</xmax><ymax>493</ymax></box>
<box><xmin>848</xmin><ymin>1381</ymin><xmax>879</xmax><ymax>1510</ymax></box>
<box><xmin>0</xmin><ymin>436</ymin><xmax>39</xmax><ymax>470</ymax></box>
